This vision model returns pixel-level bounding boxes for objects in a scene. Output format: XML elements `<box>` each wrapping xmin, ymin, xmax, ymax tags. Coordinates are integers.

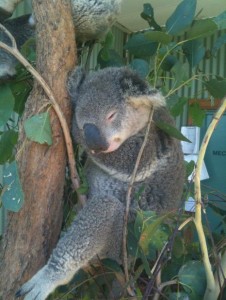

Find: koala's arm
<box><xmin>16</xmin><ymin>196</ymin><xmax>124</xmax><ymax>300</ymax></box>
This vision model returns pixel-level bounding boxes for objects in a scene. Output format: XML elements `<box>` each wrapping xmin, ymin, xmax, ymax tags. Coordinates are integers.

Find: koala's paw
<box><xmin>15</xmin><ymin>267</ymin><xmax>54</xmax><ymax>300</ymax></box>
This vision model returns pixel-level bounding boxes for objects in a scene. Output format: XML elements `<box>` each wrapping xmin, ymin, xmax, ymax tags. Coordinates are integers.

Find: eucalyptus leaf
<box><xmin>141</xmin><ymin>3</ymin><xmax>161</xmax><ymax>31</ymax></box>
<box><xmin>205</xmin><ymin>78</ymin><xmax>226</xmax><ymax>98</ymax></box>
<box><xmin>188</xmin><ymin>102</ymin><xmax>205</xmax><ymax>127</ymax></box>
<box><xmin>1</xmin><ymin>161</ymin><xmax>24</xmax><ymax>212</ymax></box>
<box><xmin>211</xmin><ymin>34</ymin><xmax>226</xmax><ymax>56</ymax></box>
<box><xmin>155</xmin><ymin>121</ymin><xmax>191</xmax><ymax>143</ymax></box>
<box><xmin>161</xmin><ymin>55</ymin><xmax>177</xmax><ymax>71</ymax></box>
<box><xmin>187</xmin><ymin>19</ymin><xmax>218</xmax><ymax>40</ymax></box>
<box><xmin>171</xmin><ymin>61</ymin><xmax>189</xmax><ymax>88</ymax></box>
<box><xmin>168</xmin><ymin>292</ymin><xmax>190</xmax><ymax>300</ymax></box>
<box><xmin>178</xmin><ymin>261</ymin><xmax>206</xmax><ymax>299</ymax></box>
<box><xmin>10</xmin><ymin>81</ymin><xmax>32</xmax><ymax>115</ymax></box>
<box><xmin>182</xmin><ymin>39</ymin><xmax>205</xmax><ymax>68</ymax></box>
<box><xmin>0</xmin><ymin>84</ymin><xmax>15</xmax><ymax>127</ymax></box>
<box><xmin>144</xmin><ymin>31</ymin><xmax>172</xmax><ymax>44</ymax></box>
<box><xmin>97</xmin><ymin>48</ymin><xmax>124</xmax><ymax>68</ymax></box>
<box><xmin>124</xmin><ymin>32</ymin><xmax>158</xmax><ymax>57</ymax></box>
<box><xmin>130</xmin><ymin>59</ymin><xmax>150</xmax><ymax>79</ymax></box>
<box><xmin>24</xmin><ymin>112</ymin><xmax>53</xmax><ymax>145</ymax></box>
<box><xmin>170</xmin><ymin>97</ymin><xmax>188</xmax><ymax>117</ymax></box>
<box><xmin>213</xmin><ymin>11</ymin><xmax>226</xmax><ymax>30</ymax></box>
<box><xmin>0</xmin><ymin>130</ymin><xmax>18</xmax><ymax>164</ymax></box>
<box><xmin>139</xmin><ymin>212</ymin><xmax>171</xmax><ymax>254</ymax></box>
<box><xmin>166</xmin><ymin>0</ymin><xmax>196</xmax><ymax>35</ymax></box>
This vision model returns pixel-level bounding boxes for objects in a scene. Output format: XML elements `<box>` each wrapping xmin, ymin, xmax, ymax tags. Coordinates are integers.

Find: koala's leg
<box><xmin>16</xmin><ymin>196</ymin><xmax>124</xmax><ymax>300</ymax></box>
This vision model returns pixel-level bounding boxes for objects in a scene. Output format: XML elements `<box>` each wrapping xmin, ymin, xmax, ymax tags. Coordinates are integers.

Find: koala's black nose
<box><xmin>83</xmin><ymin>123</ymin><xmax>109</xmax><ymax>152</ymax></box>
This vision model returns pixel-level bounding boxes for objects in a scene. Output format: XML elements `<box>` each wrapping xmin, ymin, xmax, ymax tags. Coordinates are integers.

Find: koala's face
<box><xmin>69</xmin><ymin>67</ymin><xmax>165</xmax><ymax>154</ymax></box>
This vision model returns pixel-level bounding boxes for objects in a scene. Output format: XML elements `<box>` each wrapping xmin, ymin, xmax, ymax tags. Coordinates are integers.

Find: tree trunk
<box><xmin>0</xmin><ymin>0</ymin><xmax>76</xmax><ymax>298</ymax></box>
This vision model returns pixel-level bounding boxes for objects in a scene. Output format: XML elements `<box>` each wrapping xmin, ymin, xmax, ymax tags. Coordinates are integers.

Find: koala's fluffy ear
<box><xmin>67</xmin><ymin>67</ymin><xmax>86</xmax><ymax>106</ymax></box>
<box><xmin>127</xmin><ymin>90</ymin><xmax>166</xmax><ymax>109</ymax></box>
<box><xmin>119</xmin><ymin>68</ymin><xmax>166</xmax><ymax>109</ymax></box>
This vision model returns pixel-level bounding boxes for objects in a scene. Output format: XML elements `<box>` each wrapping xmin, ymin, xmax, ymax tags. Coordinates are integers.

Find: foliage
<box><xmin>0</xmin><ymin>0</ymin><xmax>226</xmax><ymax>299</ymax></box>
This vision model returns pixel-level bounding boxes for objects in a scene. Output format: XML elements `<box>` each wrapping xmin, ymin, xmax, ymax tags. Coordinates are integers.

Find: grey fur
<box><xmin>0</xmin><ymin>0</ymin><xmax>122</xmax><ymax>78</ymax></box>
<box><xmin>16</xmin><ymin>67</ymin><xmax>185</xmax><ymax>299</ymax></box>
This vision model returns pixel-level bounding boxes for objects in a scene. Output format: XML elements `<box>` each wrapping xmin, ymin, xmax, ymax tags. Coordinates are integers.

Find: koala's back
<box><xmin>71</xmin><ymin>0</ymin><xmax>121</xmax><ymax>42</ymax></box>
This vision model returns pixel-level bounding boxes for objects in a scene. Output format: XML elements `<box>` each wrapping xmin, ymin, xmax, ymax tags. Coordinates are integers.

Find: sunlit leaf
<box><xmin>155</xmin><ymin>121</ymin><xmax>191</xmax><ymax>143</ymax></box>
<box><xmin>124</xmin><ymin>32</ymin><xmax>158</xmax><ymax>57</ymax></box>
<box><xmin>187</xmin><ymin>19</ymin><xmax>218</xmax><ymax>40</ymax></box>
<box><xmin>24</xmin><ymin>112</ymin><xmax>52</xmax><ymax>145</ymax></box>
<box><xmin>144</xmin><ymin>31</ymin><xmax>172</xmax><ymax>44</ymax></box>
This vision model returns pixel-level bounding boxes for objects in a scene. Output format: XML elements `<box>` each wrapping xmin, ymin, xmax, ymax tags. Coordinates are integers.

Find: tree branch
<box><xmin>194</xmin><ymin>97</ymin><xmax>226</xmax><ymax>299</ymax></box>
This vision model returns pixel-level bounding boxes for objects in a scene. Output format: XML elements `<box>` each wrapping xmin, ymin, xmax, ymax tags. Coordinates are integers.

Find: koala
<box><xmin>16</xmin><ymin>67</ymin><xmax>185</xmax><ymax>300</ymax></box>
<box><xmin>0</xmin><ymin>0</ymin><xmax>122</xmax><ymax>78</ymax></box>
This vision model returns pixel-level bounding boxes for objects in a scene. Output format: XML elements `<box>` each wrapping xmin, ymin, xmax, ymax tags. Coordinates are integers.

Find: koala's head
<box><xmin>68</xmin><ymin>67</ymin><xmax>166</xmax><ymax>154</ymax></box>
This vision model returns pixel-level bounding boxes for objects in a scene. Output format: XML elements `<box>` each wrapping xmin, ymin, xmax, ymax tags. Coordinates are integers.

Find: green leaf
<box><xmin>188</xmin><ymin>102</ymin><xmax>205</xmax><ymax>127</ymax></box>
<box><xmin>185</xmin><ymin>160</ymin><xmax>195</xmax><ymax>178</ymax></box>
<box><xmin>97</xmin><ymin>48</ymin><xmax>124</xmax><ymax>68</ymax></box>
<box><xmin>0</xmin><ymin>84</ymin><xmax>15</xmax><ymax>127</ymax></box>
<box><xmin>144</xmin><ymin>31</ymin><xmax>172</xmax><ymax>44</ymax></box>
<box><xmin>161</xmin><ymin>55</ymin><xmax>177</xmax><ymax>71</ymax></box>
<box><xmin>24</xmin><ymin>112</ymin><xmax>53</xmax><ymax>145</ymax></box>
<box><xmin>213</xmin><ymin>11</ymin><xmax>226</xmax><ymax>30</ymax></box>
<box><xmin>211</xmin><ymin>34</ymin><xmax>226</xmax><ymax>56</ymax></box>
<box><xmin>101</xmin><ymin>31</ymin><xmax>114</xmax><ymax>49</ymax></box>
<box><xmin>178</xmin><ymin>261</ymin><xmax>206</xmax><ymax>299</ymax></box>
<box><xmin>165</xmin><ymin>0</ymin><xmax>197</xmax><ymax>35</ymax></box>
<box><xmin>171</xmin><ymin>61</ymin><xmax>190</xmax><ymax>88</ymax></box>
<box><xmin>205</xmin><ymin>78</ymin><xmax>226</xmax><ymax>98</ymax></box>
<box><xmin>168</xmin><ymin>292</ymin><xmax>190</xmax><ymax>300</ymax></box>
<box><xmin>139</xmin><ymin>212</ymin><xmax>171</xmax><ymax>254</ymax></box>
<box><xmin>155</xmin><ymin>121</ymin><xmax>191</xmax><ymax>143</ymax></box>
<box><xmin>187</xmin><ymin>19</ymin><xmax>218</xmax><ymax>40</ymax></box>
<box><xmin>101</xmin><ymin>259</ymin><xmax>122</xmax><ymax>273</ymax></box>
<box><xmin>1</xmin><ymin>161</ymin><xmax>24</xmax><ymax>212</ymax></box>
<box><xmin>0</xmin><ymin>130</ymin><xmax>18</xmax><ymax>164</ymax></box>
<box><xmin>182</xmin><ymin>39</ymin><xmax>205</xmax><ymax>68</ymax></box>
<box><xmin>9</xmin><ymin>81</ymin><xmax>32</xmax><ymax>115</ymax></box>
<box><xmin>124</xmin><ymin>32</ymin><xmax>158</xmax><ymax>57</ymax></box>
<box><xmin>169</xmin><ymin>96</ymin><xmax>188</xmax><ymax>117</ymax></box>
<box><xmin>129</xmin><ymin>59</ymin><xmax>150</xmax><ymax>79</ymax></box>
<box><xmin>21</xmin><ymin>38</ymin><xmax>36</xmax><ymax>62</ymax></box>
<box><xmin>141</xmin><ymin>3</ymin><xmax>161</xmax><ymax>31</ymax></box>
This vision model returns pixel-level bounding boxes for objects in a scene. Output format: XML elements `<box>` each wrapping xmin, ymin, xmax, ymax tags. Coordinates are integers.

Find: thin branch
<box><xmin>178</xmin><ymin>216</ymin><xmax>193</xmax><ymax>231</ymax></box>
<box><xmin>0</xmin><ymin>24</ymin><xmax>86</xmax><ymax>207</ymax></box>
<box><xmin>194</xmin><ymin>97</ymin><xmax>226</xmax><ymax>300</ymax></box>
<box><xmin>153</xmin><ymin>279</ymin><xmax>178</xmax><ymax>300</ymax></box>
<box><xmin>122</xmin><ymin>106</ymin><xmax>155</xmax><ymax>296</ymax></box>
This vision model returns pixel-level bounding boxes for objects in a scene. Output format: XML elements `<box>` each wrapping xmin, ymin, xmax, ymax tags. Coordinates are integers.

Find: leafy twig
<box><xmin>0</xmin><ymin>23</ymin><xmax>86</xmax><ymax>207</ymax></box>
<box><xmin>194</xmin><ymin>97</ymin><xmax>226</xmax><ymax>300</ymax></box>
<box><xmin>122</xmin><ymin>105</ymin><xmax>155</xmax><ymax>296</ymax></box>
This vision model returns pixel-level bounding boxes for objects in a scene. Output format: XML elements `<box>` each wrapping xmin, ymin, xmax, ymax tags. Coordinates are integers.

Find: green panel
<box><xmin>200</xmin><ymin>111</ymin><xmax>226</xmax><ymax>233</ymax></box>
